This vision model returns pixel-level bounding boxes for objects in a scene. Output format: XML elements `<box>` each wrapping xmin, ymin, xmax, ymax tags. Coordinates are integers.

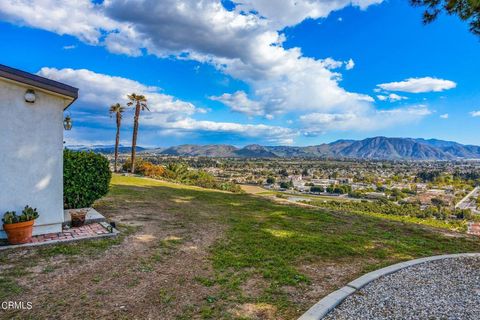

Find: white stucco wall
<box><xmin>0</xmin><ymin>79</ymin><xmax>69</xmax><ymax>238</ymax></box>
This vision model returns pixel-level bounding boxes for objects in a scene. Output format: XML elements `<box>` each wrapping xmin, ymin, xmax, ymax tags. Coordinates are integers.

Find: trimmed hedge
<box><xmin>64</xmin><ymin>149</ymin><xmax>111</xmax><ymax>209</ymax></box>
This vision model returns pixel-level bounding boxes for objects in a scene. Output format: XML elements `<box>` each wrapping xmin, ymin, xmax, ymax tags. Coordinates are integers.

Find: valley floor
<box><xmin>2</xmin><ymin>175</ymin><xmax>480</xmax><ymax>319</ymax></box>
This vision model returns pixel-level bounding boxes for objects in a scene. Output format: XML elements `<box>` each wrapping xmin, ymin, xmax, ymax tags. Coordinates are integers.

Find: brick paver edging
<box><xmin>0</xmin><ymin>222</ymin><xmax>119</xmax><ymax>251</ymax></box>
<box><xmin>298</xmin><ymin>252</ymin><xmax>480</xmax><ymax>320</ymax></box>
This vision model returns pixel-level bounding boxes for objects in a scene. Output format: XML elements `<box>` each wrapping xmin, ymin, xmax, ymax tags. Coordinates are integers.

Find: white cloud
<box><xmin>210</xmin><ymin>91</ymin><xmax>265</xmax><ymax>117</ymax></box>
<box><xmin>377</xmin><ymin>77</ymin><xmax>457</xmax><ymax>93</ymax></box>
<box><xmin>440</xmin><ymin>113</ymin><xmax>449</xmax><ymax>119</ymax></box>
<box><xmin>38</xmin><ymin>67</ymin><xmax>296</xmax><ymax>144</ymax></box>
<box><xmin>62</xmin><ymin>45</ymin><xmax>76</xmax><ymax>50</ymax></box>
<box><xmin>234</xmin><ymin>0</ymin><xmax>382</xmax><ymax>28</ymax></box>
<box><xmin>300</xmin><ymin>105</ymin><xmax>432</xmax><ymax>134</ymax></box>
<box><xmin>345</xmin><ymin>59</ymin><xmax>355</xmax><ymax>70</ymax></box>
<box><xmin>376</xmin><ymin>93</ymin><xmax>407</xmax><ymax>102</ymax></box>
<box><xmin>470</xmin><ymin>111</ymin><xmax>480</xmax><ymax>117</ymax></box>
<box><xmin>0</xmin><ymin>0</ymin><xmax>121</xmax><ymax>44</ymax></box>
<box><xmin>38</xmin><ymin>67</ymin><xmax>197</xmax><ymax>116</ymax></box>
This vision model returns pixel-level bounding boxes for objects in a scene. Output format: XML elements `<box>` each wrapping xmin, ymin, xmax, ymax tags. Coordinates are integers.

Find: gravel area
<box><xmin>324</xmin><ymin>256</ymin><xmax>480</xmax><ymax>320</ymax></box>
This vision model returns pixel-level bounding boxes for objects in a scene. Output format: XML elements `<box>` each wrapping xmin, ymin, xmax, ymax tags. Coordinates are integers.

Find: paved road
<box><xmin>455</xmin><ymin>186</ymin><xmax>479</xmax><ymax>211</ymax></box>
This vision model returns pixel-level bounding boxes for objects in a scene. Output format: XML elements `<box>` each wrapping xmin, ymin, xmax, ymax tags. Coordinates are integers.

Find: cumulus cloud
<box><xmin>234</xmin><ymin>0</ymin><xmax>383</xmax><ymax>28</ymax></box>
<box><xmin>377</xmin><ymin>77</ymin><xmax>457</xmax><ymax>93</ymax></box>
<box><xmin>470</xmin><ymin>111</ymin><xmax>480</xmax><ymax>117</ymax></box>
<box><xmin>0</xmin><ymin>0</ymin><xmax>121</xmax><ymax>44</ymax></box>
<box><xmin>210</xmin><ymin>91</ymin><xmax>265</xmax><ymax>117</ymax></box>
<box><xmin>440</xmin><ymin>113</ymin><xmax>449</xmax><ymax>119</ymax></box>
<box><xmin>38</xmin><ymin>67</ymin><xmax>296</xmax><ymax>144</ymax></box>
<box><xmin>38</xmin><ymin>67</ymin><xmax>196</xmax><ymax>116</ymax></box>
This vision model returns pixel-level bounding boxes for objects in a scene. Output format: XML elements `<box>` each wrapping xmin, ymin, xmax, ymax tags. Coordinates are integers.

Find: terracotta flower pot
<box><xmin>70</xmin><ymin>210</ymin><xmax>87</xmax><ymax>227</ymax></box>
<box><xmin>3</xmin><ymin>220</ymin><xmax>34</xmax><ymax>244</ymax></box>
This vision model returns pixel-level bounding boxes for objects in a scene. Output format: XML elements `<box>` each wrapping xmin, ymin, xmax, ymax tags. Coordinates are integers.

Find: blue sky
<box><xmin>0</xmin><ymin>0</ymin><xmax>479</xmax><ymax>147</ymax></box>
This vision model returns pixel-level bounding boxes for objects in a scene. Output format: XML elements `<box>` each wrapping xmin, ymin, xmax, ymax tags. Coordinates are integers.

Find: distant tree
<box><xmin>455</xmin><ymin>208</ymin><xmax>472</xmax><ymax>219</ymax></box>
<box><xmin>310</xmin><ymin>186</ymin><xmax>324</xmax><ymax>193</ymax></box>
<box><xmin>431</xmin><ymin>197</ymin><xmax>445</xmax><ymax>208</ymax></box>
<box><xmin>410</xmin><ymin>0</ymin><xmax>480</xmax><ymax>36</ymax></box>
<box><xmin>127</xmin><ymin>93</ymin><xmax>149</xmax><ymax>174</ymax></box>
<box><xmin>280</xmin><ymin>180</ymin><xmax>293</xmax><ymax>189</ymax></box>
<box><xmin>109</xmin><ymin>103</ymin><xmax>125</xmax><ymax>173</ymax></box>
<box><xmin>417</xmin><ymin>171</ymin><xmax>441</xmax><ymax>183</ymax></box>
<box><xmin>266</xmin><ymin>176</ymin><xmax>276</xmax><ymax>184</ymax></box>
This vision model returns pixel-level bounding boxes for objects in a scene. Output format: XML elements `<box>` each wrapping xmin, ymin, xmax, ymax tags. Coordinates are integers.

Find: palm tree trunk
<box><xmin>114</xmin><ymin>113</ymin><xmax>121</xmax><ymax>173</ymax></box>
<box><xmin>131</xmin><ymin>103</ymin><xmax>141</xmax><ymax>173</ymax></box>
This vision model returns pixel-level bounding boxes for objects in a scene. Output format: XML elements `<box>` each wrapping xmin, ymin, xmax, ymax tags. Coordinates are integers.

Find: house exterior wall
<box><xmin>0</xmin><ymin>79</ymin><xmax>66</xmax><ymax>238</ymax></box>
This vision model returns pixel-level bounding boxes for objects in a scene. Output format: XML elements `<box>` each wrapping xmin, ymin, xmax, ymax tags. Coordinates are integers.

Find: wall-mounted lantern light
<box><xmin>63</xmin><ymin>115</ymin><xmax>72</xmax><ymax>131</ymax></box>
<box><xmin>24</xmin><ymin>89</ymin><xmax>36</xmax><ymax>103</ymax></box>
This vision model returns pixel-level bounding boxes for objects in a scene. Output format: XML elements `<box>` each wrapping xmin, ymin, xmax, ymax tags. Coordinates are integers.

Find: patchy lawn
<box><xmin>2</xmin><ymin>175</ymin><xmax>480</xmax><ymax>319</ymax></box>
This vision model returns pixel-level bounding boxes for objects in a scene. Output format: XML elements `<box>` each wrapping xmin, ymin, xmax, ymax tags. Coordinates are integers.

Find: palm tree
<box><xmin>109</xmin><ymin>103</ymin><xmax>125</xmax><ymax>173</ymax></box>
<box><xmin>127</xmin><ymin>93</ymin><xmax>149</xmax><ymax>174</ymax></box>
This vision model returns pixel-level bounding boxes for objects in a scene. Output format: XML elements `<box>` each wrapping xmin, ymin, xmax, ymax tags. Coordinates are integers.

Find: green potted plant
<box><xmin>2</xmin><ymin>206</ymin><xmax>39</xmax><ymax>244</ymax></box>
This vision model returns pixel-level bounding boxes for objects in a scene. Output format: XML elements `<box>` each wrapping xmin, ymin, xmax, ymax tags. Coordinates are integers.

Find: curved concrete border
<box><xmin>298</xmin><ymin>253</ymin><xmax>480</xmax><ymax>320</ymax></box>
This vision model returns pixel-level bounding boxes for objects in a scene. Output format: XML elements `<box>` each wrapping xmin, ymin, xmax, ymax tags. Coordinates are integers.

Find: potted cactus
<box><xmin>2</xmin><ymin>206</ymin><xmax>39</xmax><ymax>244</ymax></box>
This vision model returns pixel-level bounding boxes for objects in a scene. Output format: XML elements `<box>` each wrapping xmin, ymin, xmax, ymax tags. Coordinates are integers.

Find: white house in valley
<box><xmin>0</xmin><ymin>64</ymin><xmax>78</xmax><ymax>238</ymax></box>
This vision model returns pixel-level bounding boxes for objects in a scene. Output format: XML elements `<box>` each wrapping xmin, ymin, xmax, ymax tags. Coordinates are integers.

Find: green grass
<box><xmin>108</xmin><ymin>175</ymin><xmax>480</xmax><ymax>318</ymax></box>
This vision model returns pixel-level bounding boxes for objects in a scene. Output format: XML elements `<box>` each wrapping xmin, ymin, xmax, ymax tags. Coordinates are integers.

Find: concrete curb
<box><xmin>298</xmin><ymin>253</ymin><xmax>480</xmax><ymax>320</ymax></box>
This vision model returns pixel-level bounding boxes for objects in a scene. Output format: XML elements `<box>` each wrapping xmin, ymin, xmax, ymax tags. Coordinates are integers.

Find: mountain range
<box><xmin>68</xmin><ymin>137</ymin><xmax>480</xmax><ymax>160</ymax></box>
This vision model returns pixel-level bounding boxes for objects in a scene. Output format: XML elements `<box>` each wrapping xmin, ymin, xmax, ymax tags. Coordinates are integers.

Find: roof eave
<box><xmin>0</xmin><ymin>64</ymin><xmax>79</xmax><ymax>103</ymax></box>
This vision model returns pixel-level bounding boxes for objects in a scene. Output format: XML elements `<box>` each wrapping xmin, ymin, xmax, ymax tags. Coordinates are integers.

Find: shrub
<box><xmin>218</xmin><ymin>182</ymin><xmax>243</xmax><ymax>193</ymax></box>
<box><xmin>131</xmin><ymin>160</ymin><xmax>243</xmax><ymax>193</ymax></box>
<box><xmin>142</xmin><ymin>162</ymin><xmax>166</xmax><ymax>178</ymax></box>
<box><xmin>64</xmin><ymin>149</ymin><xmax>112</xmax><ymax>209</ymax></box>
<box><xmin>184</xmin><ymin>170</ymin><xmax>217</xmax><ymax>189</ymax></box>
<box><xmin>122</xmin><ymin>158</ymin><xmax>147</xmax><ymax>174</ymax></box>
